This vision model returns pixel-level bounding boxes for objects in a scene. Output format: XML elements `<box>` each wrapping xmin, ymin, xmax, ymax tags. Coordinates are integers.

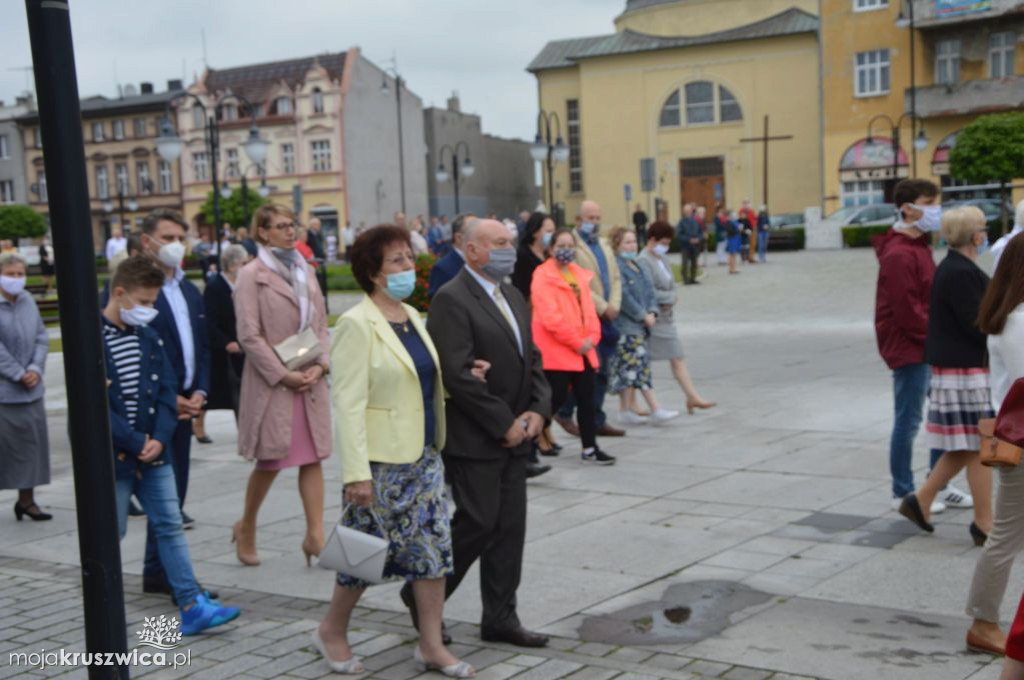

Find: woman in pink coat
<box><xmin>232</xmin><ymin>204</ymin><xmax>332</xmax><ymax>567</ymax></box>
<box><xmin>531</xmin><ymin>228</ymin><xmax>615</xmax><ymax>465</ymax></box>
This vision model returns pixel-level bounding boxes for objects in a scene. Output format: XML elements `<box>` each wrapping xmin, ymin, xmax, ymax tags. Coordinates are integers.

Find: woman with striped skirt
<box><xmin>898</xmin><ymin>206</ymin><xmax>994</xmax><ymax>543</ymax></box>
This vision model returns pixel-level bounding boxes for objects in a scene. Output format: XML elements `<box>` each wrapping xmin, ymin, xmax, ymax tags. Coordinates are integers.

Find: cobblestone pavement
<box><xmin>0</xmin><ymin>249</ymin><xmax>1008</xmax><ymax>679</ymax></box>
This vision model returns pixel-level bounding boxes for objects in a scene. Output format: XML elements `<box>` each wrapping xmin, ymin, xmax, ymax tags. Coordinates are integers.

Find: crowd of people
<box><xmin>874</xmin><ymin>179</ymin><xmax>1024</xmax><ymax>672</ymax></box>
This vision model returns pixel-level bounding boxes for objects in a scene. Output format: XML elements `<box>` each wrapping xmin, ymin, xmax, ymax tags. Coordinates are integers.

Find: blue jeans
<box><xmin>757</xmin><ymin>231</ymin><xmax>769</xmax><ymax>262</ymax></box>
<box><xmin>144</xmin><ymin>420</ymin><xmax>191</xmax><ymax>580</ymax></box>
<box><xmin>890</xmin><ymin>362</ymin><xmax>931</xmax><ymax>498</ymax></box>
<box><xmin>116</xmin><ymin>463</ymin><xmax>200</xmax><ymax>607</ymax></box>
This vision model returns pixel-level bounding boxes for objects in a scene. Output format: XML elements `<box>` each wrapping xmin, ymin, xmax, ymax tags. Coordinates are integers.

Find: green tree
<box><xmin>949</xmin><ymin>112</ymin><xmax>1024</xmax><ymax>234</ymax></box>
<box><xmin>0</xmin><ymin>205</ymin><xmax>48</xmax><ymax>241</ymax></box>
<box><xmin>199</xmin><ymin>186</ymin><xmax>268</xmax><ymax>230</ymax></box>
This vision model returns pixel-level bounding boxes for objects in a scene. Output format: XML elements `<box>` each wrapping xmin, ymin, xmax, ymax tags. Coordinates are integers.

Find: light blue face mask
<box><xmin>579</xmin><ymin>222</ymin><xmax>596</xmax><ymax>237</ymax></box>
<box><xmin>385</xmin><ymin>269</ymin><xmax>416</xmax><ymax>300</ymax></box>
<box><xmin>620</xmin><ymin>251</ymin><xmax>638</xmax><ymax>261</ymax></box>
<box><xmin>541</xmin><ymin>232</ymin><xmax>553</xmax><ymax>247</ymax></box>
<box><xmin>978</xmin><ymin>233</ymin><xmax>990</xmax><ymax>256</ymax></box>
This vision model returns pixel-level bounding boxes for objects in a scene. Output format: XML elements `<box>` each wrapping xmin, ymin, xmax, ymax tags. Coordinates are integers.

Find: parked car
<box><xmin>943</xmin><ymin>198</ymin><xmax>1014</xmax><ymax>238</ymax></box>
<box><xmin>769</xmin><ymin>212</ymin><xmax>804</xmax><ymax>229</ymax></box>
<box><xmin>826</xmin><ymin>203</ymin><xmax>896</xmax><ymax>229</ymax></box>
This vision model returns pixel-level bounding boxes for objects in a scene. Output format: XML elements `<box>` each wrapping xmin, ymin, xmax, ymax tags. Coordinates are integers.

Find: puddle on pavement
<box><xmin>578</xmin><ymin>580</ymin><xmax>775</xmax><ymax>646</ymax></box>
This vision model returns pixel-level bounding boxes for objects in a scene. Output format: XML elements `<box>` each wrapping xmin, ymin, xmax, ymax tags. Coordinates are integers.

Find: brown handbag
<box><xmin>979</xmin><ymin>418</ymin><xmax>1023</xmax><ymax>468</ymax></box>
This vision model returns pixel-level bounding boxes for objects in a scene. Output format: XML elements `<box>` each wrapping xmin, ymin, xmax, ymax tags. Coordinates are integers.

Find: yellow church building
<box><xmin>528</xmin><ymin>0</ymin><xmax>823</xmax><ymax>225</ymax></box>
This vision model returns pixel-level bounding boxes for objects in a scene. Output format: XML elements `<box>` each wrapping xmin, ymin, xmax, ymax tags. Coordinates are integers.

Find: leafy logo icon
<box><xmin>136</xmin><ymin>615</ymin><xmax>183</xmax><ymax>650</ymax></box>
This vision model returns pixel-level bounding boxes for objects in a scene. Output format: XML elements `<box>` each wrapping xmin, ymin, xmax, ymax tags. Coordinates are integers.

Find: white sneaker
<box><xmin>651</xmin><ymin>408</ymin><xmax>680</xmax><ymax>423</ymax></box>
<box><xmin>619</xmin><ymin>411</ymin><xmax>648</xmax><ymax>426</ymax></box>
<box><xmin>941</xmin><ymin>483</ymin><xmax>974</xmax><ymax>509</ymax></box>
<box><xmin>891</xmin><ymin>496</ymin><xmax>947</xmax><ymax>515</ymax></box>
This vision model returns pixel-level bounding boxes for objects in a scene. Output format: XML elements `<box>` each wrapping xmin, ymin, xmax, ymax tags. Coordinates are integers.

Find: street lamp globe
<box><xmin>258</xmin><ymin>184</ymin><xmax>271</xmax><ymax>198</ymax></box>
<box><xmin>220</xmin><ymin>182</ymin><xmax>232</xmax><ymax>199</ymax></box>
<box><xmin>243</xmin><ymin>126</ymin><xmax>270</xmax><ymax>166</ymax></box>
<box><xmin>436</xmin><ymin>163</ymin><xmax>450</xmax><ymax>184</ymax></box>
<box><xmin>914</xmin><ymin>129</ymin><xmax>929</xmax><ymax>152</ymax></box>
<box><xmin>529</xmin><ymin>134</ymin><xmax>548</xmax><ymax>163</ymax></box>
<box><xmin>461</xmin><ymin>157</ymin><xmax>475</xmax><ymax>178</ymax></box>
<box><xmin>155</xmin><ymin>131</ymin><xmax>185</xmax><ymax>163</ymax></box>
<box><xmin>102</xmin><ymin>200</ymin><xmax>114</xmax><ymax>213</ymax></box>
<box><xmin>553</xmin><ymin>137</ymin><xmax>570</xmax><ymax>164</ymax></box>
<box><xmin>127</xmin><ymin>199</ymin><xmax>139</xmax><ymax>211</ymax></box>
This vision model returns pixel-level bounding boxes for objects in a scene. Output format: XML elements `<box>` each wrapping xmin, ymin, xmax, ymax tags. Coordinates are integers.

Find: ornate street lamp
<box><xmin>435</xmin><ymin>141</ymin><xmax>474</xmax><ymax>213</ymax></box>
<box><xmin>531</xmin><ymin>110</ymin><xmax>569</xmax><ymax>222</ymax></box>
<box><xmin>867</xmin><ymin>112</ymin><xmax>928</xmax><ymax>194</ymax></box>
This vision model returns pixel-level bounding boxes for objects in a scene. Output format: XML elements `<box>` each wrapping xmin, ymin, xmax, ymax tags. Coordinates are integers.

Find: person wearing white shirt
<box><xmin>966</xmin><ymin>232</ymin><xmax>1024</xmax><ymax>656</ymax></box>
<box><xmin>989</xmin><ymin>200</ymin><xmax>1024</xmax><ymax>272</ymax></box>
<box><xmin>106</xmin><ymin>228</ymin><xmax>127</xmax><ymax>262</ymax></box>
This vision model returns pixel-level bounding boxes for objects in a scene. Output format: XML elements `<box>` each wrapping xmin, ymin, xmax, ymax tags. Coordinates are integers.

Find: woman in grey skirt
<box><xmin>636</xmin><ymin>221</ymin><xmax>715</xmax><ymax>414</ymax></box>
<box><xmin>0</xmin><ymin>252</ymin><xmax>52</xmax><ymax>521</ymax></box>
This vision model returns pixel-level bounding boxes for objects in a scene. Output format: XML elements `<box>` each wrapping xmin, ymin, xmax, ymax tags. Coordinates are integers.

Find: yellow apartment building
<box><xmin>528</xmin><ymin>0</ymin><xmax>823</xmax><ymax>225</ymax></box>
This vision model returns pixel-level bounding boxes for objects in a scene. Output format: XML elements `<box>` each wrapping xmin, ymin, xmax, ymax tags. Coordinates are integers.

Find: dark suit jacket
<box><xmin>428</xmin><ymin>249</ymin><xmax>466</xmax><ymax>298</ymax></box>
<box><xmin>203</xmin><ymin>273</ymin><xmax>244</xmax><ymax>410</ymax></box>
<box><xmin>306</xmin><ymin>230</ymin><xmax>326</xmax><ymax>260</ymax></box>
<box><xmin>427</xmin><ymin>268</ymin><xmax>551</xmax><ymax>460</ymax></box>
<box><xmin>151</xmin><ymin>278</ymin><xmax>211</xmax><ymax>397</ymax></box>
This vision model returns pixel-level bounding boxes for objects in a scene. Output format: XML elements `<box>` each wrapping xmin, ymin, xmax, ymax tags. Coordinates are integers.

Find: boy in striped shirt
<box><xmin>102</xmin><ymin>256</ymin><xmax>240</xmax><ymax>635</ymax></box>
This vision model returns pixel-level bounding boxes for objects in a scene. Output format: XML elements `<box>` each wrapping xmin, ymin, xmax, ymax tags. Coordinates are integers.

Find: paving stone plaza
<box><xmin>0</xmin><ymin>249</ymin><xmax>1014</xmax><ymax>680</ymax></box>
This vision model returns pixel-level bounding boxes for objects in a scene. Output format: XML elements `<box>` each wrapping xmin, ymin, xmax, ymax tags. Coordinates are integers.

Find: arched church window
<box><xmin>719</xmin><ymin>86</ymin><xmax>742</xmax><ymax>122</ymax></box>
<box><xmin>685</xmin><ymin>81</ymin><xmax>714</xmax><ymax>125</ymax></box>
<box><xmin>659</xmin><ymin>90</ymin><xmax>680</xmax><ymax>127</ymax></box>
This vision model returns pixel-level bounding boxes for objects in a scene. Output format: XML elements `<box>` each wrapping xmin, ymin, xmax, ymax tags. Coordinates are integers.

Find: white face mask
<box><xmin>120</xmin><ymin>302</ymin><xmax>159</xmax><ymax>327</ymax></box>
<box><xmin>0</xmin><ymin>276</ymin><xmax>25</xmax><ymax>296</ymax></box>
<box><xmin>905</xmin><ymin>204</ymin><xmax>942</xmax><ymax>232</ymax></box>
<box><xmin>156</xmin><ymin>241</ymin><xmax>186</xmax><ymax>269</ymax></box>
<box><xmin>653</xmin><ymin>244</ymin><xmax>670</xmax><ymax>256</ymax></box>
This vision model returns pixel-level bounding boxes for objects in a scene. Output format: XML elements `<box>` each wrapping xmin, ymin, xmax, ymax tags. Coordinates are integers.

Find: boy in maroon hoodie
<box><xmin>874</xmin><ymin>179</ymin><xmax>943</xmax><ymax>508</ymax></box>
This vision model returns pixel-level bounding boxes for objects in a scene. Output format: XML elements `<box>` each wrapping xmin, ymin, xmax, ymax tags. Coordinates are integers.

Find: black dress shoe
<box><xmin>400</xmin><ymin>583</ymin><xmax>452</xmax><ymax>645</ymax></box>
<box><xmin>897</xmin><ymin>494</ymin><xmax>934</xmax><ymax>533</ymax></box>
<box><xmin>596</xmin><ymin>424</ymin><xmax>626</xmax><ymax>437</ymax></box>
<box><xmin>180</xmin><ymin>512</ymin><xmax>195</xmax><ymax>530</ymax></box>
<box><xmin>481</xmin><ymin>625</ymin><xmax>549</xmax><ymax>648</ymax></box>
<box><xmin>143</xmin><ymin>575</ymin><xmax>218</xmax><ymax>606</ymax></box>
<box><xmin>526</xmin><ymin>463</ymin><xmax>552</xmax><ymax>479</ymax></box>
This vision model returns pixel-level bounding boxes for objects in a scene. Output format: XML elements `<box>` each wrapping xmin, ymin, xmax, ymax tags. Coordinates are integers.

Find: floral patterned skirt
<box><xmin>337</xmin><ymin>447</ymin><xmax>453</xmax><ymax>589</ymax></box>
<box><xmin>607</xmin><ymin>334</ymin><xmax>653</xmax><ymax>393</ymax></box>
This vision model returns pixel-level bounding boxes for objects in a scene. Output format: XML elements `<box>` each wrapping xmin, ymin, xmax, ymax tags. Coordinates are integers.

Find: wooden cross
<box><xmin>739</xmin><ymin>115</ymin><xmax>794</xmax><ymax>209</ymax></box>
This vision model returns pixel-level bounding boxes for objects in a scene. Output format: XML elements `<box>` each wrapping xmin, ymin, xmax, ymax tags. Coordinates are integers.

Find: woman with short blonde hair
<box><xmin>942</xmin><ymin>206</ymin><xmax>987</xmax><ymax>249</ymax></box>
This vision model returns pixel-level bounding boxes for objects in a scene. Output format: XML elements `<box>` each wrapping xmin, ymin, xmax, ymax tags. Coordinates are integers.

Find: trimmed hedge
<box><xmin>768</xmin><ymin>227</ymin><xmax>805</xmax><ymax>251</ymax></box>
<box><xmin>842</xmin><ymin>225</ymin><xmax>891</xmax><ymax>248</ymax></box>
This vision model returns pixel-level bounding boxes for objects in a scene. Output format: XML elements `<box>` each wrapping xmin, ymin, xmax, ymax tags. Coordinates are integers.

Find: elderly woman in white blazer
<box><xmin>314</xmin><ymin>225</ymin><xmax>474</xmax><ymax>678</ymax></box>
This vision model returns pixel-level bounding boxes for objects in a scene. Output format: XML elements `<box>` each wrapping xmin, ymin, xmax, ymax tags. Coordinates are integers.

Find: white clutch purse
<box><xmin>272</xmin><ymin>326</ymin><xmax>322</xmax><ymax>371</ymax></box>
<box><xmin>316</xmin><ymin>506</ymin><xmax>389</xmax><ymax>584</ymax></box>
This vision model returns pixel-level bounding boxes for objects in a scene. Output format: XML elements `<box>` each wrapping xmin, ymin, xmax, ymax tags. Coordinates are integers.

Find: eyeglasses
<box><xmin>268</xmin><ymin>221</ymin><xmax>297</xmax><ymax>231</ymax></box>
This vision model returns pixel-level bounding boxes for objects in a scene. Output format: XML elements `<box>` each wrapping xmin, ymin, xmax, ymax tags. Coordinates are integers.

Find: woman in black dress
<box><xmin>512</xmin><ymin>211</ymin><xmax>556</xmax><ymax>301</ymax></box>
<box><xmin>203</xmin><ymin>244</ymin><xmax>250</xmax><ymax>423</ymax></box>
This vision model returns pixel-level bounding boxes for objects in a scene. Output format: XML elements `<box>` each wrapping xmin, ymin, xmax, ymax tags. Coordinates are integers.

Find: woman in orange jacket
<box><xmin>531</xmin><ymin>228</ymin><xmax>616</xmax><ymax>466</ymax></box>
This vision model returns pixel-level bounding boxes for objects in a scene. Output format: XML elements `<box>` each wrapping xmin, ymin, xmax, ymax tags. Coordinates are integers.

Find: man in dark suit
<box><xmin>416</xmin><ymin>218</ymin><xmax>552</xmax><ymax>648</ymax></box>
<box><xmin>427</xmin><ymin>213</ymin><xmax>472</xmax><ymax>298</ymax></box>
<box><xmin>137</xmin><ymin>209</ymin><xmax>211</xmax><ymax>594</ymax></box>
<box><xmin>203</xmin><ymin>244</ymin><xmax>247</xmax><ymax>419</ymax></box>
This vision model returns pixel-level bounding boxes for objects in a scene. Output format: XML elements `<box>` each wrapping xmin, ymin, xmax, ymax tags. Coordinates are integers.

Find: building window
<box><xmin>685</xmin><ymin>81</ymin><xmax>715</xmax><ymax>125</ymax></box>
<box><xmin>567</xmin><ymin>99</ymin><xmax>582</xmax><ymax>194</ymax></box>
<box><xmin>33</xmin><ymin>128</ymin><xmax>42</xmax><ymax>149</ymax></box>
<box><xmin>225</xmin><ymin>148</ymin><xmax>240</xmax><ymax>178</ymax></box>
<box><xmin>990</xmin><ymin>32</ymin><xmax>1015</xmax><ymax>78</ymax></box>
<box><xmin>0</xmin><ymin>135</ymin><xmax>7</xmax><ymax>159</ymax></box>
<box><xmin>137</xmin><ymin>162</ymin><xmax>151</xmax><ymax>194</ymax></box>
<box><xmin>92</xmin><ymin>121</ymin><xmax>105</xmax><ymax>142</ymax></box>
<box><xmin>95</xmin><ymin>165</ymin><xmax>109</xmax><ymax>199</ymax></box>
<box><xmin>37</xmin><ymin>171</ymin><xmax>47</xmax><ymax>201</ymax></box>
<box><xmin>158</xmin><ymin>161</ymin><xmax>173</xmax><ymax>193</ymax></box>
<box><xmin>855</xmin><ymin>49</ymin><xmax>891</xmax><ymax>96</ymax></box>
<box><xmin>193</xmin><ymin>152</ymin><xmax>209</xmax><ymax>181</ymax></box>
<box><xmin>193</xmin><ymin>106</ymin><xmax>205</xmax><ymax>129</ymax></box>
<box><xmin>719</xmin><ymin>86</ymin><xmax>742</xmax><ymax>122</ymax></box>
<box><xmin>112</xmin><ymin>119</ymin><xmax>124</xmax><ymax>140</ymax></box>
<box><xmin>854</xmin><ymin>0</ymin><xmax>888</xmax><ymax>10</ymax></box>
<box><xmin>659</xmin><ymin>91</ymin><xmax>681</xmax><ymax>127</ymax></box>
<box><xmin>842</xmin><ymin>180</ymin><xmax>885</xmax><ymax>207</ymax></box>
<box><xmin>133</xmin><ymin>118</ymin><xmax>147</xmax><ymax>138</ymax></box>
<box><xmin>281</xmin><ymin>143</ymin><xmax>295</xmax><ymax>174</ymax></box>
<box><xmin>273</xmin><ymin>97</ymin><xmax>293</xmax><ymax>115</ymax></box>
<box><xmin>311</xmin><ymin>140</ymin><xmax>331</xmax><ymax>172</ymax></box>
<box><xmin>221</xmin><ymin>103</ymin><xmax>238</xmax><ymax>121</ymax></box>
<box><xmin>312</xmin><ymin>88</ymin><xmax>324</xmax><ymax>114</ymax></box>
<box><xmin>0</xmin><ymin>180</ymin><xmax>14</xmax><ymax>204</ymax></box>
<box><xmin>115</xmin><ymin>163</ymin><xmax>129</xmax><ymax>194</ymax></box>
<box><xmin>935</xmin><ymin>39</ymin><xmax>961</xmax><ymax>85</ymax></box>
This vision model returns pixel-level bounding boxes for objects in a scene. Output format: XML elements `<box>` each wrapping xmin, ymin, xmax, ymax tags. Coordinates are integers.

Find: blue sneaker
<box><xmin>180</xmin><ymin>593</ymin><xmax>240</xmax><ymax>635</ymax></box>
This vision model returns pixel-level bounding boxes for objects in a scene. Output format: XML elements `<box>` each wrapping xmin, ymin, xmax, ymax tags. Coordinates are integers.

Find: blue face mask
<box><xmin>541</xmin><ymin>232</ymin><xmax>553</xmax><ymax>247</ymax></box>
<box><xmin>978</xmin><ymin>233</ymin><xmax>990</xmax><ymax>255</ymax></box>
<box><xmin>620</xmin><ymin>251</ymin><xmax>638</xmax><ymax>261</ymax></box>
<box><xmin>579</xmin><ymin>222</ymin><xmax>596</xmax><ymax>237</ymax></box>
<box><xmin>384</xmin><ymin>269</ymin><xmax>416</xmax><ymax>300</ymax></box>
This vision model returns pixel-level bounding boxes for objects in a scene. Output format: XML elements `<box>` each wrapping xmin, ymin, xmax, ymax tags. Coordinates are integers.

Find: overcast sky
<box><xmin>2</xmin><ymin>0</ymin><xmax>624</xmax><ymax>141</ymax></box>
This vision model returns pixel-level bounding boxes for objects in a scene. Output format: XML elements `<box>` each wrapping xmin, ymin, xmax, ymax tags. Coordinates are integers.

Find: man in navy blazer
<box><xmin>138</xmin><ymin>210</ymin><xmax>211</xmax><ymax>593</ymax></box>
<box><xmin>427</xmin><ymin>213</ymin><xmax>471</xmax><ymax>298</ymax></box>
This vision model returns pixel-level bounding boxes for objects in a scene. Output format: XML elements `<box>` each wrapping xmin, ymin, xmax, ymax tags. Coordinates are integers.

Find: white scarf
<box><xmin>257</xmin><ymin>245</ymin><xmax>310</xmax><ymax>331</ymax></box>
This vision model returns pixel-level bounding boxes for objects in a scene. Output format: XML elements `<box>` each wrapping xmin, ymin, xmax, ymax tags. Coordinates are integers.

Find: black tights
<box><xmin>546</xmin><ymin>363</ymin><xmax>597</xmax><ymax>449</ymax></box>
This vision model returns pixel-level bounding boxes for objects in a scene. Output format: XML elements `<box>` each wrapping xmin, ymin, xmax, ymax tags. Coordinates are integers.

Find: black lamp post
<box><xmin>867</xmin><ymin>112</ymin><xmax>928</xmax><ymax>193</ymax></box>
<box><xmin>156</xmin><ymin>92</ymin><xmax>269</xmax><ymax>257</ymax></box>
<box><xmin>896</xmin><ymin>0</ymin><xmax>919</xmax><ymax>175</ymax></box>
<box><xmin>434</xmin><ymin>142</ymin><xmax>475</xmax><ymax>214</ymax></box>
<box><xmin>102</xmin><ymin>182</ymin><xmax>148</xmax><ymax>237</ymax></box>
<box><xmin>220</xmin><ymin>163</ymin><xmax>270</xmax><ymax>229</ymax></box>
<box><xmin>380</xmin><ymin>59</ymin><xmax>406</xmax><ymax>214</ymax></box>
<box><xmin>530</xmin><ymin>110</ymin><xmax>570</xmax><ymax>221</ymax></box>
